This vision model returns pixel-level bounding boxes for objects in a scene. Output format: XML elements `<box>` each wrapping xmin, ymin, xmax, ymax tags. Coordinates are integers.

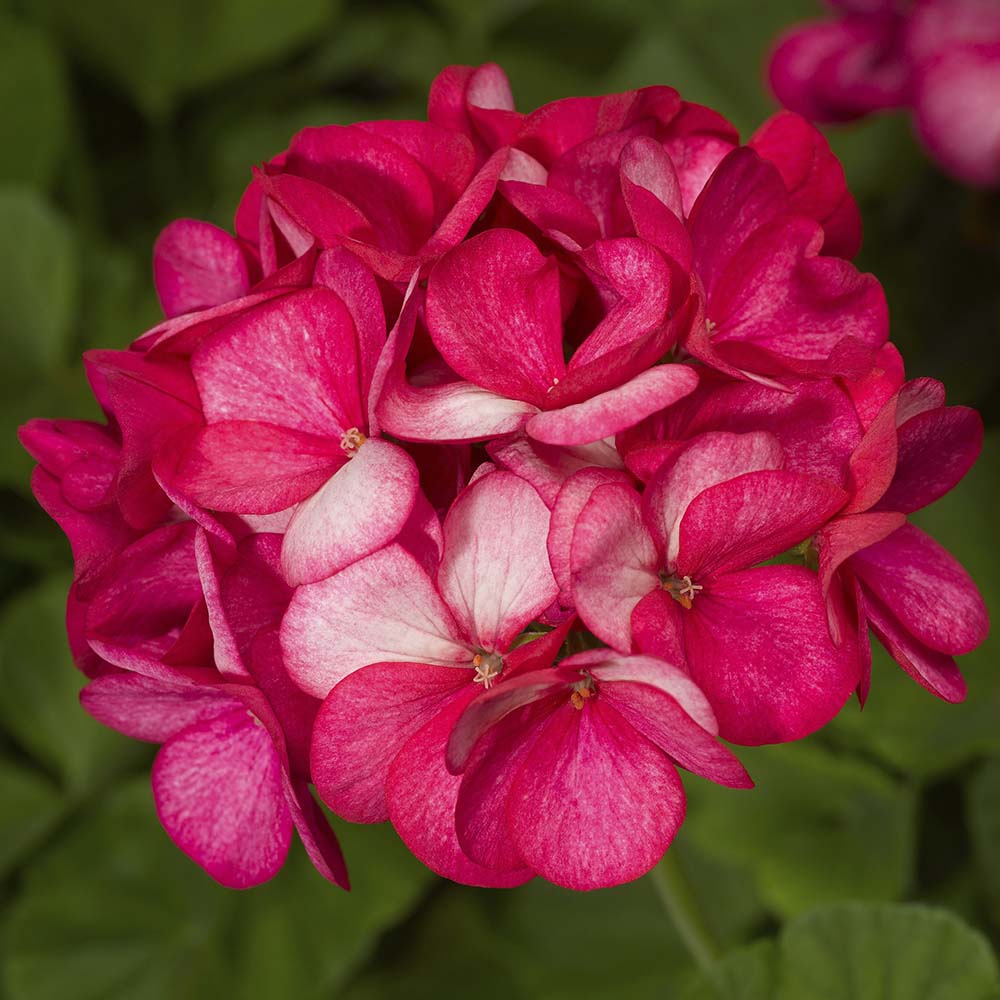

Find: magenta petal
<box><xmin>677</xmin><ymin>470</ymin><xmax>847</xmax><ymax>579</ymax></box>
<box><xmin>281</xmin><ymin>544</ymin><xmax>468</xmax><ymax>698</ymax></box>
<box><xmin>192</xmin><ymin>287</ymin><xmax>366</xmax><ymax>438</ymax></box>
<box><xmin>311</xmin><ymin>662</ymin><xmax>468</xmax><ymax>823</ymax></box>
<box><xmin>816</xmin><ymin>511</ymin><xmax>907</xmax><ymax>605</ymax></box>
<box><xmin>861</xmin><ymin>586</ymin><xmax>967</xmax><ymax>703</ymax></box>
<box><xmin>844</xmin><ymin>395</ymin><xmax>899</xmax><ymax>513</ymax></box>
<box><xmin>644</xmin><ymin>430</ymin><xmax>785</xmax><ymax>568</ymax></box>
<box><xmin>152</xmin><ymin>708</ymin><xmax>293</xmax><ymax>888</ymax></box>
<box><xmin>387</xmin><ymin>686</ymin><xmax>534</xmax><ymax>887</ymax></box>
<box><xmin>438</xmin><ymin>471</ymin><xmax>558</xmax><ymax>651</ymax></box>
<box><xmin>285</xmin><ymin>777</ymin><xmax>350</xmax><ymax>889</ymax></box>
<box><xmin>280</xmin><ymin>439</ymin><xmax>420</xmax><ymax>586</ymax></box>
<box><xmin>877</xmin><ymin>405</ymin><xmax>983</xmax><ymax>514</ymax></box>
<box><xmin>81</xmin><ymin>673</ymin><xmax>238</xmax><ymax>742</ymax></box>
<box><xmin>169</xmin><ymin>422</ymin><xmax>342</xmax><ymax>513</ymax></box>
<box><xmin>508</xmin><ymin>699</ymin><xmax>686</xmax><ymax>890</ymax></box>
<box><xmin>425</xmin><ymin>229</ymin><xmax>565</xmax><ymax>405</ymax></box>
<box><xmin>597</xmin><ymin>676</ymin><xmax>751</xmax><ymax>789</ymax></box>
<box><xmin>851</xmin><ymin>523</ymin><xmax>989</xmax><ymax>656</ymax></box>
<box><xmin>154</xmin><ymin>219</ymin><xmax>251</xmax><ymax>318</ymax></box>
<box><xmin>571</xmin><ymin>482</ymin><xmax>660</xmax><ymax>652</ymax></box>
<box><xmin>527</xmin><ymin>365</ymin><xmax>698</xmax><ymax>446</ymax></box>
<box><xmin>684</xmin><ymin>565</ymin><xmax>860</xmax><ymax>744</ymax></box>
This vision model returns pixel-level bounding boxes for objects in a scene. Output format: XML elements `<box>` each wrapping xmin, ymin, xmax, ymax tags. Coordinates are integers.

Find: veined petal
<box><xmin>571</xmin><ymin>482</ymin><xmax>660</xmax><ymax>651</ymax></box>
<box><xmin>438</xmin><ymin>471</ymin><xmax>558</xmax><ymax>650</ymax></box>
<box><xmin>281</xmin><ymin>544</ymin><xmax>469</xmax><ymax>698</ymax></box>
<box><xmin>152</xmin><ymin>708</ymin><xmax>293</xmax><ymax>889</ymax></box>
<box><xmin>683</xmin><ymin>565</ymin><xmax>860</xmax><ymax>744</ymax></box>
<box><xmin>507</xmin><ymin>699</ymin><xmax>686</xmax><ymax>890</ymax></box>
<box><xmin>281</xmin><ymin>439</ymin><xmax>420</xmax><ymax>586</ymax></box>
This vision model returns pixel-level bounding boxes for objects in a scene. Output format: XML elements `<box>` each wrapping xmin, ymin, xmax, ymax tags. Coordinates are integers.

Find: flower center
<box><xmin>570</xmin><ymin>674</ymin><xmax>596</xmax><ymax>710</ymax></box>
<box><xmin>660</xmin><ymin>573</ymin><xmax>703</xmax><ymax>609</ymax></box>
<box><xmin>340</xmin><ymin>427</ymin><xmax>367</xmax><ymax>456</ymax></box>
<box><xmin>472</xmin><ymin>652</ymin><xmax>504</xmax><ymax>689</ymax></box>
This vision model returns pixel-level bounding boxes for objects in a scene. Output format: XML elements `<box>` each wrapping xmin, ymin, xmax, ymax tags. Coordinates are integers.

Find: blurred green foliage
<box><xmin>1</xmin><ymin>0</ymin><xmax>999</xmax><ymax>996</ymax></box>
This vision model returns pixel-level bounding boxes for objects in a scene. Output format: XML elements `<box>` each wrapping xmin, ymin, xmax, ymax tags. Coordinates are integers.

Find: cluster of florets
<box><xmin>770</xmin><ymin>0</ymin><xmax>1000</xmax><ymax>186</ymax></box>
<box><xmin>21</xmin><ymin>63</ymin><xmax>987</xmax><ymax>892</ymax></box>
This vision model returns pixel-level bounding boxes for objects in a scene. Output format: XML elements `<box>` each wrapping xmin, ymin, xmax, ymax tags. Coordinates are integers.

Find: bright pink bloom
<box><xmin>817</xmin><ymin>378</ymin><xmax>988</xmax><ymax>701</ymax></box>
<box><xmin>81</xmin><ymin>649</ymin><xmax>347</xmax><ymax>890</ymax></box>
<box><xmin>444</xmin><ymin>650</ymin><xmax>751</xmax><ymax>890</ymax></box>
<box><xmin>285</xmin><ymin>471</ymin><xmax>560</xmax><ymax>885</ymax></box>
<box><xmin>161</xmin><ymin>276</ymin><xmax>429</xmax><ymax>586</ymax></box>
<box><xmin>769</xmin><ymin>0</ymin><xmax>1000</xmax><ymax>186</ymax></box>
<box><xmin>571</xmin><ymin>432</ymin><xmax>859</xmax><ymax>744</ymax></box>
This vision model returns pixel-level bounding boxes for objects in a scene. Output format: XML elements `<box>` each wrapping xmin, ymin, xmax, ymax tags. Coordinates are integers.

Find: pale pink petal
<box><xmin>682</xmin><ymin>565</ymin><xmax>860</xmax><ymax>744</ymax></box>
<box><xmin>438</xmin><ymin>471</ymin><xmax>558</xmax><ymax>650</ymax></box>
<box><xmin>152</xmin><ymin>708</ymin><xmax>293</xmax><ymax>888</ymax></box>
<box><xmin>851</xmin><ymin>523</ymin><xmax>989</xmax><ymax>655</ymax></box>
<box><xmin>281</xmin><ymin>544</ymin><xmax>468</xmax><ymax>697</ymax></box>
<box><xmin>677</xmin><ymin>470</ymin><xmax>846</xmax><ymax>579</ymax></box>
<box><xmin>644</xmin><ymin>430</ymin><xmax>785</xmax><ymax>569</ymax></box>
<box><xmin>507</xmin><ymin>699</ymin><xmax>686</xmax><ymax>890</ymax></box>
<box><xmin>280</xmin><ymin>439</ymin><xmax>420</xmax><ymax>586</ymax></box>
<box><xmin>570</xmin><ymin>482</ymin><xmax>660</xmax><ymax>651</ymax></box>
<box><xmin>311</xmin><ymin>662</ymin><xmax>469</xmax><ymax>823</ymax></box>
<box><xmin>526</xmin><ymin>365</ymin><xmax>698</xmax><ymax>446</ymax></box>
<box><xmin>548</xmin><ymin>467</ymin><xmax>633</xmax><ymax>605</ymax></box>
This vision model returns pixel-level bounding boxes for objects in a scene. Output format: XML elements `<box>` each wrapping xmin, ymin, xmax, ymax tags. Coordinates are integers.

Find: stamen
<box><xmin>340</xmin><ymin>427</ymin><xmax>367</xmax><ymax>456</ymax></box>
<box><xmin>660</xmin><ymin>573</ymin><xmax>703</xmax><ymax>609</ymax></box>
<box><xmin>705</xmin><ymin>318</ymin><xmax>717</xmax><ymax>333</ymax></box>
<box><xmin>570</xmin><ymin>675</ymin><xmax>596</xmax><ymax>710</ymax></box>
<box><xmin>472</xmin><ymin>652</ymin><xmax>503</xmax><ymax>689</ymax></box>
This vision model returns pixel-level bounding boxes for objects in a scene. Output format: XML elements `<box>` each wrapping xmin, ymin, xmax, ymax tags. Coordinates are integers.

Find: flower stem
<box><xmin>650</xmin><ymin>849</ymin><xmax>722</xmax><ymax>977</ymax></box>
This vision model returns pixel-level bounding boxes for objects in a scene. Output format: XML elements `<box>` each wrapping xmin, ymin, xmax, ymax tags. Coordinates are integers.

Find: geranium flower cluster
<box><xmin>769</xmin><ymin>0</ymin><xmax>1000</xmax><ymax>186</ymax></box>
<box><xmin>21</xmin><ymin>63</ymin><xmax>988</xmax><ymax>892</ymax></box>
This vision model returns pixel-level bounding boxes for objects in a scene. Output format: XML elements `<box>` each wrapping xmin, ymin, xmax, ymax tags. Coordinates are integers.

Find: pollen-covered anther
<box><xmin>570</xmin><ymin>676</ymin><xmax>596</xmax><ymax>710</ymax></box>
<box><xmin>339</xmin><ymin>427</ymin><xmax>367</xmax><ymax>456</ymax></box>
<box><xmin>472</xmin><ymin>652</ymin><xmax>503</xmax><ymax>689</ymax></box>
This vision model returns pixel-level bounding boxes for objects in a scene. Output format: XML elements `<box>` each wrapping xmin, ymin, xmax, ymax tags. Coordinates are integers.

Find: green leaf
<box><xmin>829</xmin><ymin>434</ymin><xmax>1000</xmax><ymax>779</ymax></box>
<box><xmin>0</xmin><ymin>757</ymin><xmax>64</xmax><ymax>879</ymax></box>
<box><xmin>2</xmin><ymin>780</ymin><xmax>234</xmax><ymax>1000</ymax></box>
<box><xmin>1</xmin><ymin>780</ymin><xmax>434</xmax><ymax>1000</ymax></box>
<box><xmin>679</xmin><ymin>941</ymin><xmax>778</xmax><ymax>1000</ymax></box>
<box><xmin>0</xmin><ymin>188</ymin><xmax>76</xmax><ymax>379</ymax></box>
<box><xmin>32</xmin><ymin>0</ymin><xmax>337</xmax><ymax>119</ymax></box>
<box><xmin>968</xmin><ymin>757</ymin><xmax>1000</xmax><ymax>925</ymax></box>
<box><xmin>0</xmin><ymin>575</ymin><xmax>144</xmax><ymax>793</ymax></box>
<box><xmin>683</xmin><ymin>742</ymin><xmax>916</xmax><ymax>918</ymax></box>
<box><xmin>683</xmin><ymin>903</ymin><xmax>1000</xmax><ymax>1000</ymax></box>
<box><xmin>778</xmin><ymin>903</ymin><xmax>1000</xmax><ymax>1000</ymax></box>
<box><xmin>492</xmin><ymin>877</ymin><xmax>695</xmax><ymax>998</ymax></box>
<box><xmin>229</xmin><ymin>820</ymin><xmax>435</xmax><ymax>999</ymax></box>
<box><xmin>0</xmin><ymin>17</ymin><xmax>69</xmax><ymax>190</ymax></box>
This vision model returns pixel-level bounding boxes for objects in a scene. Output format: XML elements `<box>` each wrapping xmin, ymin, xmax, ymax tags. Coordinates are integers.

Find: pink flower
<box><xmin>769</xmin><ymin>0</ymin><xmax>1000</xmax><ymax>186</ymax></box>
<box><xmin>283</xmin><ymin>470</ymin><xmax>560</xmax><ymax>885</ymax></box>
<box><xmin>444</xmin><ymin>650</ymin><xmax>751</xmax><ymax>890</ymax></box>
<box><xmin>571</xmin><ymin>432</ymin><xmax>860</xmax><ymax>744</ymax></box>
<box><xmin>816</xmin><ymin>378</ymin><xmax>989</xmax><ymax>701</ymax></box>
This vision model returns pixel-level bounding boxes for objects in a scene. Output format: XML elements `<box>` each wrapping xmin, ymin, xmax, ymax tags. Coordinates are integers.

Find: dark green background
<box><xmin>2</xmin><ymin>0</ymin><xmax>999</xmax><ymax>996</ymax></box>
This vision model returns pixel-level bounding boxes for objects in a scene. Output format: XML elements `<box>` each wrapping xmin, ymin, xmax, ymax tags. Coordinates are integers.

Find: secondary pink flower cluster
<box><xmin>769</xmin><ymin>0</ymin><xmax>1000</xmax><ymax>186</ymax></box>
<box><xmin>21</xmin><ymin>63</ymin><xmax>988</xmax><ymax>892</ymax></box>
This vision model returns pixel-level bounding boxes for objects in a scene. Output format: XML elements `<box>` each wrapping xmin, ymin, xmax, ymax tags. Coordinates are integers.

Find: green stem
<box><xmin>650</xmin><ymin>849</ymin><xmax>722</xmax><ymax>977</ymax></box>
